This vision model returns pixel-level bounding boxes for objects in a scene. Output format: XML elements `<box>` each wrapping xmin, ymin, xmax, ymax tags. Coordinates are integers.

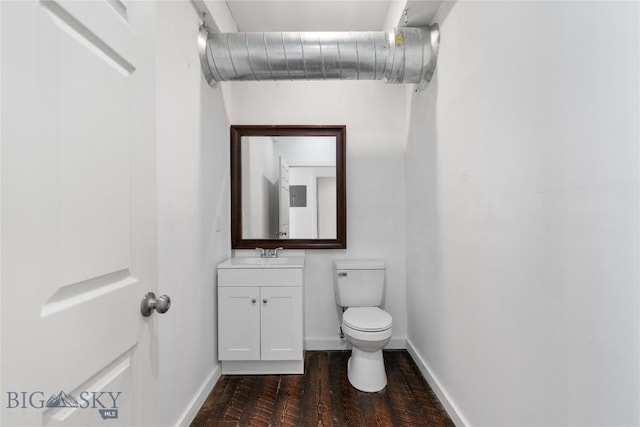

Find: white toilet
<box><xmin>334</xmin><ymin>259</ymin><xmax>393</xmax><ymax>392</ymax></box>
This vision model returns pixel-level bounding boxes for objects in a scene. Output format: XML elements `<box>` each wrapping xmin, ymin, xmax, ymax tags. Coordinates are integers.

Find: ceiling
<box><xmin>225</xmin><ymin>0</ymin><xmax>400</xmax><ymax>32</ymax></box>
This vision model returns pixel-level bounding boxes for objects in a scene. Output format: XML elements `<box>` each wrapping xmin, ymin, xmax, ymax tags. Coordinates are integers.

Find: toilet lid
<box><xmin>343</xmin><ymin>307</ymin><xmax>392</xmax><ymax>332</ymax></box>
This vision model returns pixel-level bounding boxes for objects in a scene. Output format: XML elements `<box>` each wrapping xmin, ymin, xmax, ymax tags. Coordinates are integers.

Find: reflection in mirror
<box><xmin>242</xmin><ymin>136</ymin><xmax>336</xmax><ymax>240</ymax></box>
<box><xmin>231</xmin><ymin>126</ymin><xmax>346</xmax><ymax>249</ymax></box>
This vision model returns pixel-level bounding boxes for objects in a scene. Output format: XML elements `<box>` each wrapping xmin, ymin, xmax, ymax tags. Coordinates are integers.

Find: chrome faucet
<box><xmin>256</xmin><ymin>247</ymin><xmax>284</xmax><ymax>258</ymax></box>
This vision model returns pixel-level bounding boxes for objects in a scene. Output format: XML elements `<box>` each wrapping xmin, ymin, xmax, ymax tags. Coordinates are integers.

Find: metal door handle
<box><xmin>141</xmin><ymin>292</ymin><xmax>171</xmax><ymax>317</ymax></box>
<box><xmin>251</xmin><ymin>298</ymin><xmax>257</xmax><ymax>303</ymax></box>
<box><xmin>263</xmin><ymin>299</ymin><xmax>267</xmax><ymax>304</ymax></box>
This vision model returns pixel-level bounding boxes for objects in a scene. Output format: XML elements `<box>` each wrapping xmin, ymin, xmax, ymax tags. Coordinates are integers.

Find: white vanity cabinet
<box><xmin>217</xmin><ymin>257</ymin><xmax>304</xmax><ymax>374</ymax></box>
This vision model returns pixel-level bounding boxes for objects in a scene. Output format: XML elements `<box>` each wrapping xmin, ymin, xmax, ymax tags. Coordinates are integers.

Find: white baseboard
<box><xmin>406</xmin><ymin>339</ymin><xmax>469</xmax><ymax>427</ymax></box>
<box><xmin>305</xmin><ymin>337</ymin><xmax>350</xmax><ymax>350</ymax></box>
<box><xmin>305</xmin><ymin>336</ymin><xmax>407</xmax><ymax>351</ymax></box>
<box><xmin>177</xmin><ymin>363</ymin><xmax>221</xmax><ymax>427</ymax></box>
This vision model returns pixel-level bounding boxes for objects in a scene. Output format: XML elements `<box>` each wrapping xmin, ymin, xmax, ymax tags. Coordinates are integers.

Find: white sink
<box><xmin>242</xmin><ymin>257</ymin><xmax>292</xmax><ymax>265</ymax></box>
<box><xmin>218</xmin><ymin>256</ymin><xmax>305</xmax><ymax>269</ymax></box>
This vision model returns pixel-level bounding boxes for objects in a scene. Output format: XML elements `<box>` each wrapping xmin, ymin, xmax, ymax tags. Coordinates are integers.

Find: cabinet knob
<box><xmin>251</xmin><ymin>298</ymin><xmax>256</xmax><ymax>303</ymax></box>
<box><xmin>263</xmin><ymin>299</ymin><xmax>267</xmax><ymax>304</ymax></box>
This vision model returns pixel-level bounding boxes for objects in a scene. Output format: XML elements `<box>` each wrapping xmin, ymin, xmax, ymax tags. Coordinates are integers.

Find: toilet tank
<box><xmin>333</xmin><ymin>260</ymin><xmax>386</xmax><ymax>307</ymax></box>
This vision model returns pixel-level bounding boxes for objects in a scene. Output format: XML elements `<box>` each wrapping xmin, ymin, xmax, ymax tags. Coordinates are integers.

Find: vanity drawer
<box><xmin>218</xmin><ymin>268</ymin><xmax>302</xmax><ymax>287</ymax></box>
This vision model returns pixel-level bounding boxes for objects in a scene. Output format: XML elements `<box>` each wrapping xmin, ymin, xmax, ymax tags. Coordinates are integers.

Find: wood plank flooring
<box><xmin>191</xmin><ymin>350</ymin><xmax>455</xmax><ymax>427</ymax></box>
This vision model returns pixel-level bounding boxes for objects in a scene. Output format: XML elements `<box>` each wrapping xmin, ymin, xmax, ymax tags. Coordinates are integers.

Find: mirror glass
<box><xmin>242</xmin><ymin>136</ymin><xmax>336</xmax><ymax>239</ymax></box>
<box><xmin>231</xmin><ymin>126</ymin><xmax>346</xmax><ymax>249</ymax></box>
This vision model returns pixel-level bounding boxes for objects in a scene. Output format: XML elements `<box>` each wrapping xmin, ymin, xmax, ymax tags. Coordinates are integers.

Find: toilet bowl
<box><xmin>342</xmin><ymin>307</ymin><xmax>393</xmax><ymax>392</ymax></box>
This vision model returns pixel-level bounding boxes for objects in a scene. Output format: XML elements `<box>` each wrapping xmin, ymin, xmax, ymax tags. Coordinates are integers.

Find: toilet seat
<box><xmin>343</xmin><ymin>307</ymin><xmax>392</xmax><ymax>332</ymax></box>
<box><xmin>342</xmin><ymin>323</ymin><xmax>392</xmax><ymax>343</ymax></box>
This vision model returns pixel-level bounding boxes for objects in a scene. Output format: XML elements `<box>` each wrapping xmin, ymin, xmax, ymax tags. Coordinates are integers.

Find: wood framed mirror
<box><xmin>231</xmin><ymin>125</ymin><xmax>346</xmax><ymax>249</ymax></box>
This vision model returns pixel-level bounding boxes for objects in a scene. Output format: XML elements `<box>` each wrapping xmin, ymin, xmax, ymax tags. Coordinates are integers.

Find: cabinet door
<box><xmin>260</xmin><ymin>287</ymin><xmax>303</xmax><ymax>360</ymax></box>
<box><xmin>218</xmin><ymin>287</ymin><xmax>260</xmax><ymax>360</ymax></box>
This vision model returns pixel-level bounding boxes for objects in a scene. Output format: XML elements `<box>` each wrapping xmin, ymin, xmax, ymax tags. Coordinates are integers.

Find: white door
<box><xmin>278</xmin><ymin>158</ymin><xmax>290</xmax><ymax>239</ymax></box>
<box><xmin>260</xmin><ymin>287</ymin><xmax>303</xmax><ymax>361</ymax></box>
<box><xmin>218</xmin><ymin>287</ymin><xmax>261</xmax><ymax>361</ymax></box>
<box><xmin>317</xmin><ymin>177</ymin><xmax>337</xmax><ymax>239</ymax></box>
<box><xmin>1</xmin><ymin>1</ymin><xmax>160</xmax><ymax>426</ymax></box>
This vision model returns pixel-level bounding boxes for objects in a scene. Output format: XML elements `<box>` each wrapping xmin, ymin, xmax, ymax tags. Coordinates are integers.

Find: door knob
<box><xmin>141</xmin><ymin>292</ymin><xmax>171</xmax><ymax>317</ymax></box>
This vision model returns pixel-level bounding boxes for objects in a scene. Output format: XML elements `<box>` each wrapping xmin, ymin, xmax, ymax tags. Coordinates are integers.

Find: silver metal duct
<box><xmin>198</xmin><ymin>26</ymin><xmax>439</xmax><ymax>87</ymax></box>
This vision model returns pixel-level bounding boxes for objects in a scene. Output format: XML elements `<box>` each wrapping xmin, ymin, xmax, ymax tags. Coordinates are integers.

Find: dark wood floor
<box><xmin>191</xmin><ymin>350</ymin><xmax>455</xmax><ymax>427</ymax></box>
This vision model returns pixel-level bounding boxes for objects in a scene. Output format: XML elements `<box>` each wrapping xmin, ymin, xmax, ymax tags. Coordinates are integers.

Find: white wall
<box><xmin>317</xmin><ymin>176</ymin><xmax>337</xmax><ymax>238</ymax></box>
<box><xmin>405</xmin><ymin>1</ymin><xmax>639</xmax><ymax>426</ymax></box>
<box><xmin>274</xmin><ymin>136</ymin><xmax>337</xmax><ymax>165</ymax></box>
<box><xmin>156</xmin><ymin>2</ymin><xmax>233</xmax><ymax>425</ymax></box>
<box><xmin>243</xmin><ymin>137</ymin><xmax>276</xmax><ymax>238</ymax></box>
<box><xmin>229</xmin><ymin>81</ymin><xmax>409</xmax><ymax>349</ymax></box>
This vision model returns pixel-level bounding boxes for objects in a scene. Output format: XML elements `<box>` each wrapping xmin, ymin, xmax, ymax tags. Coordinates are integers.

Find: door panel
<box><xmin>42</xmin><ymin>352</ymin><xmax>135</xmax><ymax>426</ymax></box>
<box><xmin>41</xmin><ymin>0</ymin><xmax>135</xmax><ymax>286</ymax></box>
<box><xmin>218</xmin><ymin>287</ymin><xmax>261</xmax><ymax>360</ymax></box>
<box><xmin>260</xmin><ymin>287</ymin><xmax>303</xmax><ymax>360</ymax></box>
<box><xmin>1</xmin><ymin>1</ymin><xmax>157</xmax><ymax>425</ymax></box>
<box><xmin>279</xmin><ymin>158</ymin><xmax>290</xmax><ymax>238</ymax></box>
